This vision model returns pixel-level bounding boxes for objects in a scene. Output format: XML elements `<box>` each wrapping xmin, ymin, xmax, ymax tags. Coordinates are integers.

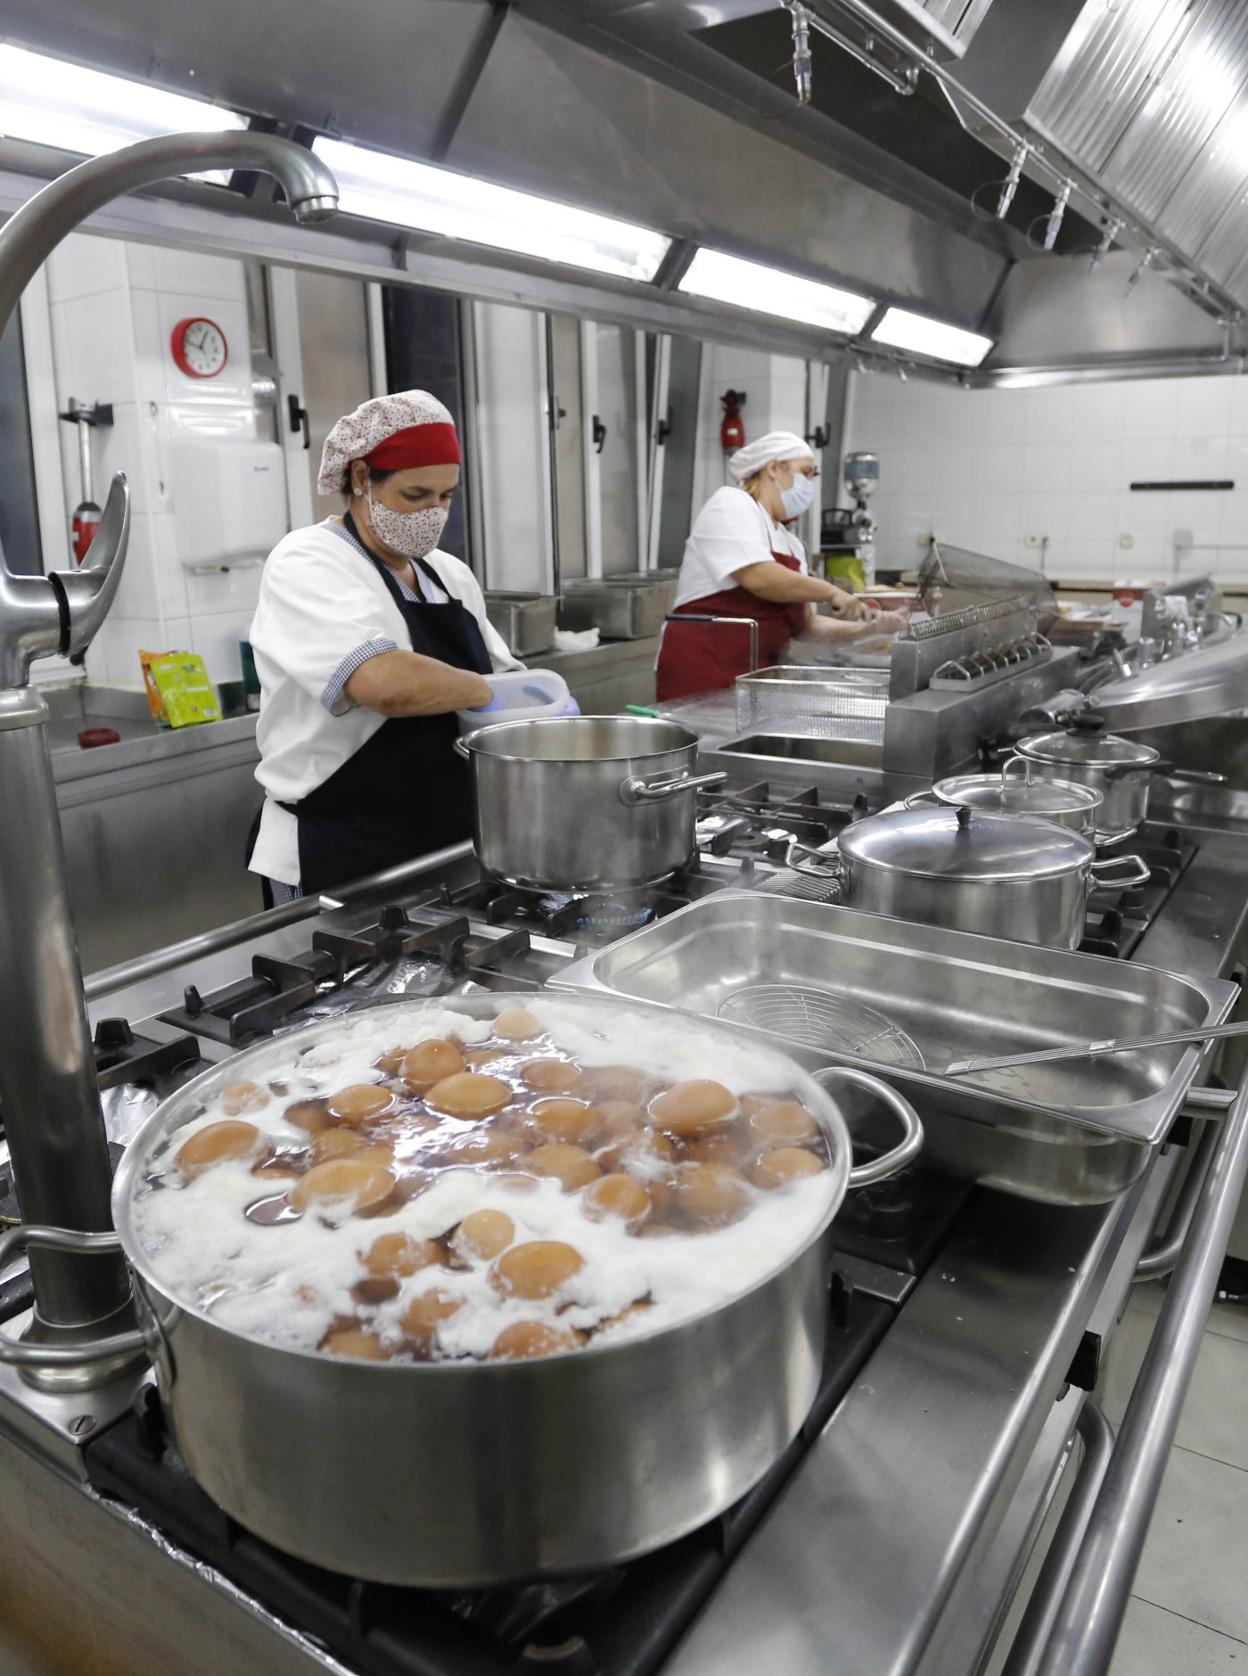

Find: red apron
<box><xmin>656</xmin><ymin>551</ymin><xmax>809</xmax><ymax>702</ymax></box>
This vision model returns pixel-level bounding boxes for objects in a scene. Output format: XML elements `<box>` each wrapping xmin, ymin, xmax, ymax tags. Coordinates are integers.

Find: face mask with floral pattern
<box><xmin>364</xmin><ymin>484</ymin><xmax>449</xmax><ymax>559</ymax></box>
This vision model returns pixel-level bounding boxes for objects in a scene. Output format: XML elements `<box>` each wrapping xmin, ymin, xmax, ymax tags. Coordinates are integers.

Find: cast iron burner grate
<box><xmin>1080</xmin><ymin>825</ymin><xmax>1197</xmax><ymax>960</ymax></box>
<box><xmin>84</xmin><ymin>1288</ymin><xmax>893</xmax><ymax>1676</ymax></box>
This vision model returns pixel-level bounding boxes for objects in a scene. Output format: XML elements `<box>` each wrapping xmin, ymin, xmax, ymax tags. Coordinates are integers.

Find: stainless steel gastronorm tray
<box><xmin>554</xmin><ymin>893</ymin><xmax>1238</xmax><ymax>1205</ymax></box>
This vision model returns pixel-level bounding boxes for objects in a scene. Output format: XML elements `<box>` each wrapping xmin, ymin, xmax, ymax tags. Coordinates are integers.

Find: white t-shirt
<box><xmin>673</xmin><ymin>485</ymin><xmax>807</xmax><ymax>609</ymax></box>
<box><xmin>248</xmin><ymin>520</ymin><xmax>522</xmax><ymax>886</ymax></box>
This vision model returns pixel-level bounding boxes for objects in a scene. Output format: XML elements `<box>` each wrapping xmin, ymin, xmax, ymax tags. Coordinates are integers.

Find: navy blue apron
<box><xmin>257</xmin><ymin>515</ymin><xmax>492</xmax><ymax>897</ymax></box>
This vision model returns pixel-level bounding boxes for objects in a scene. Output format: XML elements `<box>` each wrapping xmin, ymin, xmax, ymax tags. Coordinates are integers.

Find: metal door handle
<box><xmin>655</xmin><ymin>406</ymin><xmax>673</xmax><ymax>446</ymax></box>
<box><xmin>592</xmin><ymin>415</ymin><xmax>607</xmax><ymax>454</ymax></box>
<box><xmin>287</xmin><ymin>393</ymin><xmax>311</xmax><ymax>450</ymax></box>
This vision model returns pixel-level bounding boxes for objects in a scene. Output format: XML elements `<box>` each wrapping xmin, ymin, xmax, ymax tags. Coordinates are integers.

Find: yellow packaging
<box><xmin>139</xmin><ymin>650</ymin><xmax>170</xmax><ymax>723</ymax></box>
<box><xmin>148</xmin><ymin>652</ymin><xmax>222</xmax><ymax>728</ymax></box>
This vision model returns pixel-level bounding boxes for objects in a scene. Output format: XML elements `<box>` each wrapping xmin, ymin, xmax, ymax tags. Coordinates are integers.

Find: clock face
<box><xmin>171</xmin><ymin>316</ymin><xmax>228</xmax><ymax>379</ymax></box>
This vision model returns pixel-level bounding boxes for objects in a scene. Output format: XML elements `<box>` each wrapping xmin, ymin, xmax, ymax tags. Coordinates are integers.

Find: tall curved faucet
<box><xmin>0</xmin><ymin>132</ymin><xmax>338</xmax><ymax>1386</ymax></box>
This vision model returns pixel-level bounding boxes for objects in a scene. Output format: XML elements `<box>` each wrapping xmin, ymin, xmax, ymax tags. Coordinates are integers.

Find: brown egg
<box><xmin>352</xmin><ymin>1276</ymin><xmax>400</xmax><ymax>1305</ymax></box>
<box><xmin>446</xmin><ymin>1128</ymin><xmax>526</xmax><ymax>1166</ymax></box>
<box><xmin>583</xmin><ymin>1173</ymin><xmax>651</xmax><ymax>1226</ymax></box>
<box><xmin>374</xmin><ymin>1048</ymin><xmax>408</xmax><ymax>1076</ymax></box>
<box><xmin>312</xmin><ymin>1127</ymin><xmax>367</xmax><ymax>1163</ymax></box>
<box><xmin>649</xmin><ymin>1081</ymin><xmax>737</xmax><ymax>1136</ymax></box>
<box><xmin>426</xmin><ymin>1072</ymin><xmax>512</xmax><ymax>1119</ymax></box>
<box><xmin>591</xmin><ymin>1100</ymin><xmax>647</xmax><ymax>1138</ymax></box>
<box><xmin>251</xmin><ymin>1156</ymin><xmax>304</xmax><ymax>1181</ymax></box>
<box><xmin>493</xmin><ymin>1007</ymin><xmax>542</xmax><ymax>1041</ymax></box>
<box><xmin>451</xmin><ymin>1208</ymin><xmax>516</xmax><ymax>1261</ymax></box>
<box><xmin>520</xmin><ymin>1059</ymin><xmax>585</xmax><ymax>1096</ymax></box>
<box><xmin>583</xmin><ymin>1064</ymin><xmax>650</xmax><ymax>1102</ymax></box>
<box><xmin>321</xmin><ymin>1328</ymin><xmax>389</xmax><ymax>1361</ymax></box>
<box><xmin>401</xmin><ymin>1287</ymin><xmax>464</xmax><ymax>1343</ymax></box>
<box><xmin>749</xmin><ymin>1100</ymin><xmax>820</xmax><ymax>1145</ymax></box>
<box><xmin>220</xmin><ymin>1080</ymin><xmax>269</xmax><ymax>1117</ymax></box>
<box><xmin>345</xmin><ymin>1141</ymin><xmax>395</xmax><ymax>1170</ymax></box>
<box><xmin>363</xmin><ymin>1231</ymin><xmax>442</xmax><ymax>1278</ymax></box>
<box><xmin>490</xmin><ymin>1320</ymin><xmax>581</xmax><ymax>1360</ymax></box>
<box><xmin>526</xmin><ymin>1097</ymin><xmax>597</xmax><ymax>1145</ymax></box>
<box><xmin>283</xmin><ymin>1098</ymin><xmax>332</xmax><ymax>1134</ymax></box>
<box><xmin>754</xmin><ymin>1147</ymin><xmax>826</xmax><ymax>1189</ymax></box>
<box><xmin>494</xmin><ymin>1170</ymin><xmax>541</xmax><ymax>1195</ymax></box>
<box><xmin>685</xmin><ymin>1130</ymin><xmax>747</xmax><ymax>1167</ymax></box>
<box><xmin>525</xmin><ymin>1144</ymin><xmax>601</xmax><ymax>1191</ymax></box>
<box><xmin>596</xmin><ymin>1127</ymin><xmax>675</xmax><ymax>1175</ymax></box>
<box><xmin>400</xmin><ymin>1038</ymin><xmax>465</xmax><ymax>1093</ymax></box>
<box><xmin>290</xmin><ymin>1158</ymin><xmax>396</xmax><ymax>1214</ymax></box>
<box><xmin>492</xmin><ymin>1240</ymin><xmax>584</xmax><ymax>1300</ymax></box>
<box><xmin>463</xmin><ymin>1046</ymin><xmax>507</xmax><ymax>1068</ymax></box>
<box><xmin>175</xmin><ymin>1120</ymin><xmax>265</xmax><ymax>1179</ymax></box>
<box><xmin>672</xmin><ymin>1161</ymin><xmax>751</xmax><ymax>1224</ymax></box>
<box><xmin>326</xmin><ymin>1083</ymin><xmax>395</xmax><ymax>1126</ymax></box>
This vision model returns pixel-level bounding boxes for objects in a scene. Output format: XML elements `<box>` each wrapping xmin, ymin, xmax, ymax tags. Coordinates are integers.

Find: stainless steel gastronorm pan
<box><xmin>554</xmin><ymin>893</ymin><xmax>1238</xmax><ymax>1205</ymax></box>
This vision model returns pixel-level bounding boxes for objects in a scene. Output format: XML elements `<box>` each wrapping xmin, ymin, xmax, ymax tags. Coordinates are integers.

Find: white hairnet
<box><xmin>727</xmin><ymin>430</ymin><xmax>814</xmax><ymax>482</ymax></box>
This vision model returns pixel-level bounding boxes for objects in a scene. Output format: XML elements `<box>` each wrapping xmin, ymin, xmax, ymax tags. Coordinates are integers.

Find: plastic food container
<box><xmin>457</xmin><ymin>668</ymin><xmax>575</xmax><ymax>734</ymax></box>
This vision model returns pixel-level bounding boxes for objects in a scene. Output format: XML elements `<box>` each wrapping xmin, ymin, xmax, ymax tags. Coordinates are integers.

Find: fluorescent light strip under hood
<box><xmin>678</xmin><ymin>247</ymin><xmax>875</xmax><ymax>337</ymax></box>
<box><xmin>314</xmin><ymin>137</ymin><xmax>671</xmax><ymax>283</ymax></box>
<box><xmin>871</xmin><ymin>306</ymin><xmax>993</xmax><ymax>367</ymax></box>
<box><xmin>0</xmin><ymin>44</ymin><xmax>245</xmax><ymax>161</ymax></box>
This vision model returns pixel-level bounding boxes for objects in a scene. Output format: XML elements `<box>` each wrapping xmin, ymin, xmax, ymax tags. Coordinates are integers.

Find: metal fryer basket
<box><xmin>734</xmin><ymin>665</ymin><xmax>889</xmax><ymax>740</ymax></box>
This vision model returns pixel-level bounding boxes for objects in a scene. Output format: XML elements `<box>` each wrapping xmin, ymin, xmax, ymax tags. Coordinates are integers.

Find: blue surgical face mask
<box><xmin>780</xmin><ymin>471</ymin><xmax>817</xmax><ymax>520</ymax></box>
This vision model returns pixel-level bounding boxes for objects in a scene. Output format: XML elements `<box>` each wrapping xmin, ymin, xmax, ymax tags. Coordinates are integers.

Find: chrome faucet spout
<box><xmin>0</xmin><ymin>129</ymin><xmax>338</xmax><ymax>336</ymax></box>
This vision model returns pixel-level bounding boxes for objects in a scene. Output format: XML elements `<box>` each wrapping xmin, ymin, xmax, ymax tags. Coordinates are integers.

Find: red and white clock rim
<box><xmin>171</xmin><ymin>316</ymin><xmax>228</xmax><ymax>379</ymax></box>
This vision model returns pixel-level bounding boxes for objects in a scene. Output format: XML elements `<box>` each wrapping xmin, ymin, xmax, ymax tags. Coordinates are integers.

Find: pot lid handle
<box><xmin>955</xmin><ymin>804</ymin><xmax>972</xmax><ymax>830</ymax></box>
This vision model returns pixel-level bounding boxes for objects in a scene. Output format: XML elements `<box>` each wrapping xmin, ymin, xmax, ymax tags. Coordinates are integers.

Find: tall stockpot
<box><xmin>0</xmin><ymin>992</ymin><xmax>921</xmax><ymax>1588</ymax></box>
<box><xmin>455</xmin><ymin>716</ymin><xmax>726</xmax><ymax>890</ymax></box>
<box><xmin>834</xmin><ymin>805</ymin><xmax>1150</xmax><ymax>950</ymax></box>
<box><xmin>1014</xmin><ymin>729</ymin><xmax>1224</xmax><ymax>839</ymax></box>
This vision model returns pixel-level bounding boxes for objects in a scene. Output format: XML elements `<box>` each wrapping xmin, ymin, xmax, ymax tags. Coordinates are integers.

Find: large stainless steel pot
<box><xmin>931</xmin><ymin>762</ymin><xmax>1103</xmax><ymax>836</ymax></box>
<box><xmin>455</xmin><ymin>716</ymin><xmax>726</xmax><ymax>890</ymax></box>
<box><xmin>1013</xmin><ymin>729</ymin><xmax>1224</xmax><ymax>839</ymax></box>
<box><xmin>0</xmin><ymin>992</ymin><xmax>921</xmax><ymax>1587</ymax></box>
<box><xmin>835</xmin><ymin>805</ymin><xmax>1150</xmax><ymax>950</ymax></box>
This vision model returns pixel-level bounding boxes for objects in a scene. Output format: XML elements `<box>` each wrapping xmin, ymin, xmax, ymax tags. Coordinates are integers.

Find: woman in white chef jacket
<box><xmin>247</xmin><ymin>390</ymin><xmax>521</xmax><ymax>903</ymax></box>
<box><xmin>656</xmin><ymin>431</ymin><xmax>905</xmax><ymax>701</ymax></box>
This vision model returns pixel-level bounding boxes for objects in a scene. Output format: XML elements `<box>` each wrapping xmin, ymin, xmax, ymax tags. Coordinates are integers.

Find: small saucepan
<box><xmin>1013</xmin><ymin>727</ymin><xmax>1225</xmax><ymax>841</ymax></box>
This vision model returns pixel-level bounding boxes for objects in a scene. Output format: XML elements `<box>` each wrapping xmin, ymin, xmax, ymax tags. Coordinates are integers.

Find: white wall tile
<box><xmin>1117</xmin><ymin>488</ymin><xmax>1172</xmax><ymax>543</ymax></box>
<box><xmin>188</xmin><ymin>610</ymin><xmax>254</xmax><ymax>684</ymax></box>
<box><xmin>152</xmin><ymin>247</ymin><xmax>246</xmax><ymax>301</ymax></box>
<box><xmin>1020</xmin><ymin>489</ymin><xmax>1065</xmax><ymax>544</ymax></box>
<box><xmin>1072</xmin><ymin>381</ymin><xmax>1126</xmax><ymax>441</ymax></box>
<box><xmin>1120</xmin><ymin>381</ymin><xmax>1179</xmax><ymax>440</ymax></box>
<box><xmin>1176</xmin><ymin>377</ymin><xmax>1234</xmax><ymax>439</ymax></box>
<box><xmin>977</xmin><ymin>441</ymin><xmax>1027</xmax><ymax>493</ymax></box>
<box><xmin>125</xmin><ymin>242</ymin><xmax>158</xmax><ymax>291</ymax></box>
<box><xmin>972</xmin><ymin>389</ymin><xmax>1027</xmax><ymax>445</ymax></box>
<box><xmin>1121</xmin><ymin>436</ymin><xmax>1179</xmax><ymax>484</ymax></box>
<box><xmin>1170</xmin><ymin>489</ymin><xmax>1223</xmax><ymax>547</ymax></box>
<box><xmin>92</xmin><ymin>402</ymin><xmax>157</xmax><ymax>517</ymax></box>
<box><xmin>89</xmin><ymin>615</ymin><xmax>165</xmax><ymax>688</ymax></box>
<box><xmin>1024</xmin><ymin>440</ymin><xmax>1072</xmax><ymax>494</ymax></box>
<box><xmin>1228</xmin><ymin>377</ymin><xmax>1248</xmax><ymax>438</ymax></box>
<box><xmin>1069</xmin><ymin>436</ymin><xmax>1124</xmax><ymax>492</ymax></box>
<box><xmin>1066</xmin><ymin>490</ymin><xmax>1120</xmax><ymax>542</ymax></box>
<box><xmin>1065</xmin><ymin>537</ymin><xmax>1116</xmax><ymax>577</ymax></box>
<box><xmin>1172</xmin><ymin>433</ymin><xmax>1229</xmax><ymax>480</ymax></box>
<box><xmin>1024</xmin><ymin>388</ymin><xmax>1076</xmax><ymax>444</ymax></box>
<box><xmin>46</xmin><ymin>234</ymin><xmax>129</xmax><ymax>303</ymax></box>
<box><xmin>51</xmin><ymin>293</ymin><xmax>139</xmax><ymax>404</ymax></box>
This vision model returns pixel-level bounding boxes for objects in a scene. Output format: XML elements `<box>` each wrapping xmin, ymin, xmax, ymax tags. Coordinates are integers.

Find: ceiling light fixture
<box><xmin>313</xmin><ymin>137</ymin><xmax>671</xmax><ymax>282</ymax></box>
<box><xmin>0</xmin><ymin>44</ymin><xmax>244</xmax><ymax>162</ymax></box>
<box><xmin>678</xmin><ymin>247</ymin><xmax>875</xmax><ymax>336</ymax></box>
<box><xmin>870</xmin><ymin>305</ymin><xmax>993</xmax><ymax>367</ymax></box>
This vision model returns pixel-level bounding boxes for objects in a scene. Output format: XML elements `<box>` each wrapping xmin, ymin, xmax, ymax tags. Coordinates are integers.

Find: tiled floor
<box><xmin>1101</xmin><ymin>1283</ymin><xmax>1248</xmax><ymax>1672</ymax></box>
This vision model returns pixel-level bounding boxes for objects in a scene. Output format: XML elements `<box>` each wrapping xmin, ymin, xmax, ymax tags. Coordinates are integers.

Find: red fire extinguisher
<box><xmin>720</xmin><ymin>389</ymin><xmax>746</xmax><ymax>453</ymax></box>
<box><xmin>58</xmin><ymin>399</ymin><xmax>113</xmax><ymax>564</ymax></box>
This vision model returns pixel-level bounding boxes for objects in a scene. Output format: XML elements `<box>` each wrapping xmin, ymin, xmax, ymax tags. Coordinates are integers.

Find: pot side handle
<box><xmin>1089</xmin><ymin>853</ymin><xmax>1153</xmax><ymax>888</ymax></box>
<box><xmin>0</xmin><ymin>1225</ymin><xmax>148</xmax><ymax>1367</ymax></box>
<box><xmin>812</xmin><ymin>1066</ymin><xmax>924</xmax><ymax>1188</ymax></box>
<box><xmin>619</xmin><ymin>770</ymin><xmax>726</xmax><ymax>805</ymax></box>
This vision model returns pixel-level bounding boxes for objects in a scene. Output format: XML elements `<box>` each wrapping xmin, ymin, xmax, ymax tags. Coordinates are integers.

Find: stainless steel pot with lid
<box><xmin>931</xmin><ymin>763</ymin><xmax>1102</xmax><ymax>836</ymax></box>
<box><xmin>0</xmin><ymin>991</ymin><xmax>922</xmax><ymax>1587</ymax></box>
<box><xmin>1013</xmin><ymin>726</ymin><xmax>1224</xmax><ymax>839</ymax></box>
<box><xmin>835</xmin><ymin>804</ymin><xmax>1150</xmax><ymax>949</ymax></box>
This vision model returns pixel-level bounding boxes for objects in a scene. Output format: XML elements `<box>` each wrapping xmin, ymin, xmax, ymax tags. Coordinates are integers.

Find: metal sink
<box><xmin>716</xmin><ymin>733</ymin><xmax>885</xmax><ymax>769</ymax></box>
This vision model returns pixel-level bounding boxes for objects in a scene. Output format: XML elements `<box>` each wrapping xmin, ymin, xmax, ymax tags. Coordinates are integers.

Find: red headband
<box><xmin>364</xmin><ymin>422</ymin><xmax>461</xmax><ymax>471</ymax></box>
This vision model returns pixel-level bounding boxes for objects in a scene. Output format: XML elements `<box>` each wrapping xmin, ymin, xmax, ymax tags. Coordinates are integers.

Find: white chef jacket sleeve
<box><xmin>251</xmin><ymin>539</ymin><xmax>401</xmax><ymax>720</ymax></box>
<box><xmin>688</xmin><ymin>487</ymin><xmax>775</xmax><ymax>587</ymax></box>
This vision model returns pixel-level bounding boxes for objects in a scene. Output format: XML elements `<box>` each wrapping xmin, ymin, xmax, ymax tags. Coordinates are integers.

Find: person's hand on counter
<box><xmin>801</xmin><ymin>608</ymin><xmax>907</xmax><ymax>644</ymax></box>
